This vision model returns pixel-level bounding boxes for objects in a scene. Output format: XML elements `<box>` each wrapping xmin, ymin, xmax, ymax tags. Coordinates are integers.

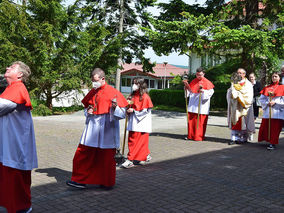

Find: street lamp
<box><xmin>163</xmin><ymin>62</ymin><xmax>168</xmax><ymax>89</ymax></box>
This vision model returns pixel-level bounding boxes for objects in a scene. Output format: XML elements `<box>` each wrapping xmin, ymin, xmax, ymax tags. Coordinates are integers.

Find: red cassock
<box><xmin>71</xmin><ymin>145</ymin><xmax>116</xmax><ymax>187</ymax></box>
<box><xmin>186</xmin><ymin>77</ymin><xmax>214</xmax><ymax>141</ymax></box>
<box><xmin>187</xmin><ymin>113</ymin><xmax>208</xmax><ymax>141</ymax></box>
<box><xmin>0</xmin><ymin>164</ymin><xmax>31</xmax><ymax>213</ymax></box>
<box><xmin>71</xmin><ymin>83</ymin><xmax>128</xmax><ymax>187</ymax></box>
<box><xmin>0</xmin><ymin>81</ymin><xmax>33</xmax><ymax>212</ymax></box>
<box><xmin>127</xmin><ymin>92</ymin><xmax>153</xmax><ymax>161</ymax></box>
<box><xmin>258</xmin><ymin>119</ymin><xmax>283</xmax><ymax>145</ymax></box>
<box><xmin>258</xmin><ymin>83</ymin><xmax>284</xmax><ymax>145</ymax></box>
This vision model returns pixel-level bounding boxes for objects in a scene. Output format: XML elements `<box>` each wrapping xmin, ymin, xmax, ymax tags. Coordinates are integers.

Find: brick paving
<box><xmin>1</xmin><ymin>110</ymin><xmax>284</xmax><ymax>213</ymax></box>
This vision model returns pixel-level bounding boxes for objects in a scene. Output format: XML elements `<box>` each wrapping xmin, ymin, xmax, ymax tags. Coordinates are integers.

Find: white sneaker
<box><xmin>146</xmin><ymin>154</ymin><xmax>152</xmax><ymax>162</ymax></box>
<box><xmin>138</xmin><ymin>154</ymin><xmax>152</xmax><ymax>165</ymax></box>
<box><xmin>121</xmin><ymin>160</ymin><xmax>134</xmax><ymax>168</ymax></box>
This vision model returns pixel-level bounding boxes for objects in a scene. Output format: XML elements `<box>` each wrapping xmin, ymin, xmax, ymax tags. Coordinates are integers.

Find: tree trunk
<box><xmin>115</xmin><ymin>0</ymin><xmax>124</xmax><ymax>91</ymax></box>
<box><xmin>245</xmin><ymin>0</ymin><xmax>259</xmax><ymax>29</ymax></box>
<box><xmin>241</xmin><ymin>47</ymin><xmax>256</xmax><ymax>76</ymax></box>
<box><xmin>45</xmin><ymin>89</ymin><xmax>53</xmax><ymax>110</ymax></box>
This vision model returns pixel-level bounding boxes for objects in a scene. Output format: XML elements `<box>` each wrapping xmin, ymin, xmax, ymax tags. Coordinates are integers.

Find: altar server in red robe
<box><xmin>121</xmin><ymin>77</ymin><xmax>153</xmax><ymax>168</ymax></box>
<box><xmin>258</xmin><ymin>72</ymin><xmax>284</xmax><ymax>150</ymax></box>
<box><xmin>183</xmin><ymin>67</ymin><xmax>214</xmax><ymax>141</ymax></box>
<box><xmin>66</xmin><ymin>68</ymin><xmax>128</xmax><ymax>189</ymax></box>
<box><xmin>0</xmin><ymin>61</ymin><xmax>38</xmax><ymax>213</ymax></box>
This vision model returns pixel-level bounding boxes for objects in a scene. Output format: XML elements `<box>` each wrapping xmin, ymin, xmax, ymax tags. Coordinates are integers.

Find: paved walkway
<box><xmin>1</xmin><ymin>111</ymin><xmax>284</xmax><ymax>213</ymax></box>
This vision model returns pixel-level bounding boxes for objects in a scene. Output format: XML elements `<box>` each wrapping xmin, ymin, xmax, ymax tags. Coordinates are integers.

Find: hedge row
<box><xmin>149</xmin><ymin>88</ymin><xmax>228</xmax><ymax>109</ymax></box>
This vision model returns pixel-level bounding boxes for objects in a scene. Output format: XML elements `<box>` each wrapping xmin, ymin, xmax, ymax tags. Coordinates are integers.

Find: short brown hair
<box><xmin>196</xmin><ymin>67</ymin><xmax>205</xmax><ymax>73</ymax></box>
<box><xmin>91</xmin><ymin>68</ymin><xmax>105</xmax><ymax>78</ymax></box>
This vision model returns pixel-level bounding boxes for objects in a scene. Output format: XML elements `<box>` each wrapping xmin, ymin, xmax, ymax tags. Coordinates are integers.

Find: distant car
<box><xmin>0</xmin><ymin>75</ymin><xmax>7</xmax><ymax>94</ymax></box>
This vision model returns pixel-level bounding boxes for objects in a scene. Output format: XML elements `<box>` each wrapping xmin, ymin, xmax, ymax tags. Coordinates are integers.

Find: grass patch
<box><xmin>153</xmin><ymin>105</ymin><xmax>185</xmax><ymax>112</ymax></box>
<box><xmin>52</xmin><ymin>105</ymin><xmax>84</xmax><ymax>115</ymax></box>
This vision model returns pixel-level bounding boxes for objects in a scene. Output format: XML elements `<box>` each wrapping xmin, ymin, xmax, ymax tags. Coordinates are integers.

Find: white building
<box><xmin>120</xmin><ymin>63</ymin><xmax>188</xmax><ymax>93</ymax></box>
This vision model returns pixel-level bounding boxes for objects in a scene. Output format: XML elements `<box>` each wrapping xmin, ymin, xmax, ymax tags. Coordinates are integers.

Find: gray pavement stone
<box><xmin>0</xmin><ymin>110</ymin><xmax>284</xmax><ymax>213</ymax></box>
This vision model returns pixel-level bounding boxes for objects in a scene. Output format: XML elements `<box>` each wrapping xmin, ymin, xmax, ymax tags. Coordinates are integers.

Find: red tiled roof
<box><xmin>121</xmin><ymin>63</ymin><xmax>188</xmax><ymax>78</ymax></box>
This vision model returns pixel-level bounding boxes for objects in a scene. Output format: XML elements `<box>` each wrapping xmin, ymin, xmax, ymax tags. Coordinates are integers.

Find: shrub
<box><xmin>210</xmin><ymin>89</ymin><xmax>228</xmax><ymax>109</ymax></box>
<box><xmin>31</xmin><ymin>98</ymin><xmax>45</xmax><ymax>108</ymax></box>
<box><xmin>149</xmin><ymin>89</ymin><xmax>186</xmax><ymax>108</ymax></box>
<box><xmin>149</xmin><ymin>88</ymin><xmax>228</xmax><ymax>110</ymax></box>
<box><xmin>32</xmin><ymin>104</ymin><xmax>52</xmax><ymax>116</ymax></box>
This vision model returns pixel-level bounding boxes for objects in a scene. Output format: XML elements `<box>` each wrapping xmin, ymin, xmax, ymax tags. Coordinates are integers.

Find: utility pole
<box><xmin>115</xmin><ymin>0</ymin><xmax>124</xmax><ymax>91</ymax></box>
<box><xmin>163</xmin><ymin>62</ymin><xmax>168</xmax><ymax>89</ymax></box>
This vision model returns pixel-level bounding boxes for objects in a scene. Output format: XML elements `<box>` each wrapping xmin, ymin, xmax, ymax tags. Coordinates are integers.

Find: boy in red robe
<box><xmin>66</xmin><ymin>68</ymin><xmax>128</xmax><ymax>189</ymax></box>
<box><xmin>183</xmin><ymin>67</ymin><xmax>214</xmax><ymax>141</ymax></box>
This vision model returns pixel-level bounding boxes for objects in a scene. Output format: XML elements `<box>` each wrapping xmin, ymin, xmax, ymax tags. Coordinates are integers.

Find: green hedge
<box><xmin>149</xmin><ymin>89</ymin><xmax>186</xmax><ymax>108</ymax></box>
<box><xmin>210</xmin><ymin>89</ymin><xmax>228</xmax><ymax>109</ymax></box>
<box><xmin>149</xmin><ymin>88</ymin><xmax>228</xmax><ymax>110</ymax></box>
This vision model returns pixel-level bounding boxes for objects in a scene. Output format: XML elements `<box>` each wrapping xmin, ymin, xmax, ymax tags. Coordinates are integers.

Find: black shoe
<box><xmin>267</xmin><ymin>144</ymin><xmax>276</xmax><ymax>150</ymax></box>
<box><xmin>228</xmin><ymin>140</ymin><xmax>235</xmax><ymax>145</ymax></box>
<box><xmin>236</xmin><ymin>140</ymin><xmax>247</xmax><ymax>144</ymax></box>
<box><xmin>100</xmin><ymin>185</ymin><xmax>114</xmax><ymax>190</ymax></box>
<box><xmin>17</xmin><ymin>207</ymin><xmax>32</xmax><ymax>213</ymax></box>
<box><xmin>66</xmin><ymin>180</ymin><xmax>86</xmax><ymax>189</ymax></box>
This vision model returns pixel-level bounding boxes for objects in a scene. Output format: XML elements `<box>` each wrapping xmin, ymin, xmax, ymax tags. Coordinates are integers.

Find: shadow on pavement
<box><xmin>150</xmin><ymin>132</ymin><xmax>185</xmax><ymax>140</ymax></box>
<box><xmin>25</xmin><ymin>141</ymin><xmax>284</xmax><ymax>213</ymax></box>
<box><xmin>35</xmin><ymin>168</ymin><xmax>72</xmax><ymax>183</ymax></box>
<box><xmin>152</xmin><ymin>110</ymin><xmax>185</xmax><ymax>118</ymax></box>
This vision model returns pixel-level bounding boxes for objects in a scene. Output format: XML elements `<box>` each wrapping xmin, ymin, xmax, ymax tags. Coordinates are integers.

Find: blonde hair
<box><xmin>12</xmin><ymin>61</ymin><xmax>31</xmax><ymax>82</ymax></box>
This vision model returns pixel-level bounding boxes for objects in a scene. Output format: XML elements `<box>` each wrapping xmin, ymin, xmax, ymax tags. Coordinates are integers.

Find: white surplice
<box><xmin>0</xmin><ymin>98</ymin><xmax>38</xmax><ymax>170</ymax></box>
<box><xmin>79</xmin><ymin>106</ymin><xmax>125</xmax><ymax>149</ymax></box>
<box><xmin>186</xmin><ymin>89</ymin><xmax>214</xmax><ymax>115</ymax></box>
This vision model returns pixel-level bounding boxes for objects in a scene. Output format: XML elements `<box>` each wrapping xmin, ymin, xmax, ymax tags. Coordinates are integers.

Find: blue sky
<box><xmin>64</xmin><ymin>0</ymin><xmax>211</xmax><ymax>66</ymax></box>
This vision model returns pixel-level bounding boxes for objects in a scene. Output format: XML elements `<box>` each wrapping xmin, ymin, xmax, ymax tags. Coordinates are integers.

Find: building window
<box><xmin>201</xmin><ymin>55</ymin><xmax>207</xmax><ymax>67</ymax></box>
<box><xmin>122</xmin><ymin>78</ymin><xmax>131</xmax><ymax>87</ymax></box>
<box><xmin>149</xmin><ymin>79</ymin><xmax>155</xmax><ymax>88</ymax></box>
<box><xmin>158</xmin><ymin>80</ymin><xmax>163</xmax><ymax>89</ymax></box>
<box><xmin>144</xmin><ymin>79</ymin><xmax>149</xmax><ymax>88</ymax></box>
<box><xmin>208</xmin><ymin>56</ymin><xmax>213</xmax><ymax>67</ymax></box>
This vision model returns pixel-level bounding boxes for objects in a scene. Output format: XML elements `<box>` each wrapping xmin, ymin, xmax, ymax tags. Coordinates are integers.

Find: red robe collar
<box><xmin>189</xmin><ymin>77</ymin><xmax>214</xmax><ymax>93</ymax></box>
<box><xmin>130</xmin><ymin>92</ymin><xmax>153</xmax><ymax>111</ymax></box>
<box><xmin>0</xmin><ymin>81</ymin><xmax>32</xmax><ymax>109</ymax></box>
<box><xmin>81</xmin><ymin>83</ymin><xmax>128</xmax><ymax>115</ymax></box>
<box><xmin>260</xmin><ymin>82</ymin><xmax>284</xmax><ymax>97</ymax></box>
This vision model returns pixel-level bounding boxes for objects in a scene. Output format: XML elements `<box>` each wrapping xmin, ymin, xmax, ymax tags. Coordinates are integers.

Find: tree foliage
<box><xmin>143</xmin><ymin>0</ymin><xmax>283</xmax><ymax>77</ymax></box>
<box><xmin>0</xmin><ymin>0</ymin><xmax>114</xmax><ymax>108</ymax></box>
<box><xmin>79</xmin><ymin>0</ymin><xmax>158</xmax><ymax>89</ymax></box>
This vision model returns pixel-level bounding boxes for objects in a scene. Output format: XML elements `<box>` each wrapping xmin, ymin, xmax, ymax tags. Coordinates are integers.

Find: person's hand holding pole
<box><xmin>197</xmin><ymin>85</ymin><xmax>203</xmax><ymax>130</ymax></box>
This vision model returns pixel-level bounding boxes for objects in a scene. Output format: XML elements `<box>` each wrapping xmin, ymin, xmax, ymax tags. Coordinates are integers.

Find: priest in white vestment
<box><xmin>227</xmin><ymin>68</ymin><xmax>255</xmax><ymax>145</ymax></box>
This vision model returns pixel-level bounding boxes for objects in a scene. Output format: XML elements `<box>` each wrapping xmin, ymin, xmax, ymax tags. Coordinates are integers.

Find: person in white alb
<box><xmin>121</xmin><ymin>77</ymin><xmax>153</xmax><ymax>169</ymax></box>
<box><xmin>66</xmin><ymin>68</ymin><xmax>128</xmax><ymax>189</ymax></box>
<box><xmin>183</xmin><ymin>67</ymin><xmax>214</xmax><ymax>141</ymax></box>
<box><xmin>226</xmin><ymin>68</ymin><xmax>255</xmax><ymax>145</ymax></box>
<box><xmin>0</xmin><ymin>61</ymin><xmax>37</xmax><ymax>213</ymax></box>
<box><xmin>258</xmin><ymin>72</ymin><xmax>284</xmax><ymax>150</ymax></box>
